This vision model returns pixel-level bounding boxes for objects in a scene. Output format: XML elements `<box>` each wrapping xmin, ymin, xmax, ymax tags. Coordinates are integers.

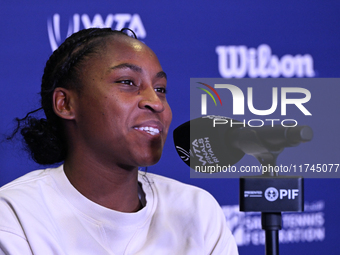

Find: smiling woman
<box><xmin>0</xmin><ymin>28</ymin><xmax>238</xmax><ymax>255</ymax></box>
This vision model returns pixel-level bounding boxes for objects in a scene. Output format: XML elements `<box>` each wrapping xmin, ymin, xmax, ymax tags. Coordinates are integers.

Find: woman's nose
<box><xmin>138</xmin><ymin>86</ymin><xmax>165</xmax><ymax>113</ymax></box>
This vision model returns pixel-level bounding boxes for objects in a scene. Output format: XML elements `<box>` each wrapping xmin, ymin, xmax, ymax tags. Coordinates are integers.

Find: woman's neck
<box><xmin>63</xmin><ymin>156</ymin><xmax>141</xmax><ymax>213</ymax></box>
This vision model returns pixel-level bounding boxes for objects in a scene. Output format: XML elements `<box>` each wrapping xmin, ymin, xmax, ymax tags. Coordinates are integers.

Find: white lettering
<box><xmin>248</xmin><ymin>87</ymin><xmax>278</xmax><ymax>115</ymax></box>
<box><xmin>81</xmin><ymin>13</ymin><xmax>115</xmax><ymax>28</ymax></box>
<box><xmin>128</xmin><ymin>14</ymin><xmax>146</xmax><ymax>39</ymax></box>
<box><xmin>280</xmin><ymin>189</ymin><xmax>299</xmax><ymax>199</ymax></box>
<box><xmin>216</xmin><ymin>44</ymin><xmax>315</xmax><ymax>78</ymax></box>
<box><xmin>114</xmin><ymin>14</ymin><xmax>131</xmax><ymax>30</ymax></box>
<box><xmin>47</xmin><ymin>13</ymin><xmax>147</xmax><ymax>51</ymax></box>
<box><xmin>281</xmin><ymin>87</ymin><xmax>312</xmax><ymax>116</ymax></box>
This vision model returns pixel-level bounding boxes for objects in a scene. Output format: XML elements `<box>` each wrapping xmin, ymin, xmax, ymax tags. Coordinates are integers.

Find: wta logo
<box><xmin>197</xmin><ymin>82</ymin><xmax>223</xmax><ymax>115</ymax></box>
<box><xmin>47</xmin><ymin>13</ymin><xmax>146</xmax><ymax>51</ymax></box>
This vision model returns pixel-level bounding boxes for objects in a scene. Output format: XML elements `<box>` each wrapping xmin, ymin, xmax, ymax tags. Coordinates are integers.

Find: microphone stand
<box><xmin>257</xmin><ymin>152</ymin><xmax>282</xmax><ymax>255</ymax></box>
<box><xmin>235</xmin><ymin>127</ymin><xmax>308</xmax><ymax>255</ymax></box>
<box><xmin>173</xmin><ymin>118</ymin><xmax>312</xmax><ymax>255</ymax></box>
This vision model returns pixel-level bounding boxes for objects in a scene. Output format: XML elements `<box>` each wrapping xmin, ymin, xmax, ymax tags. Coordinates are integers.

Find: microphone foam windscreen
<box><xmin>173</xmin><ymin>116</ymin><xmax>245</xmax><ymax>170</ymax></box>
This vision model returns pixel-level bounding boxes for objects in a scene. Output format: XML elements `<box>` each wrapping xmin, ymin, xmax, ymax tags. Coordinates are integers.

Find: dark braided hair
<box><xmin>9</xmin><ymin>28</ymin><xmax>137</xmax><ymax>165</ymax></box>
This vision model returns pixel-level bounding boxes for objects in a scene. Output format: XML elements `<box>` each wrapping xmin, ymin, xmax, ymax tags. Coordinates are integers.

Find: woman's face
<box><xmin>71</xmin><ymin>35</ymin><xmax>172</xmax><ymax>169</ymax></box>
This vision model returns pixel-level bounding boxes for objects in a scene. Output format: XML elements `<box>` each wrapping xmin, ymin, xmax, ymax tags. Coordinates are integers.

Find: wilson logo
<box><xmin>216</xmin><ymin>44</ymin><xmax>315</xmax><ymax>78</ymax></box>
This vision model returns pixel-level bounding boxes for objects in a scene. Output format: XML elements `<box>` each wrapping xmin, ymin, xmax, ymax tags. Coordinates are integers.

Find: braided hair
<box><xmin>9</xmin><ymin>28</ymin><xmax>137</xmax><ymax>165</ymax></box>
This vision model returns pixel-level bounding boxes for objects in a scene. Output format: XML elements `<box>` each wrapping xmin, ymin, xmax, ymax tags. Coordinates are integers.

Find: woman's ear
<box><xmin>53</xmin><ymin>87</ymin><xmax>77</xmax><ymax>120</ymax></box>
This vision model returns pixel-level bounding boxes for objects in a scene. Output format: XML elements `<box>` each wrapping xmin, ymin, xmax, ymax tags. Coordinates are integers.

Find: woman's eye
<box><xmin>117</xmin><ymin>80</ymin><xmax>135</xmax><ymax>86</ymax></box>
<box><xmin>155</xmin><ymin>87</ymin><xmax>167</xmax><ymax>94</ymax></box>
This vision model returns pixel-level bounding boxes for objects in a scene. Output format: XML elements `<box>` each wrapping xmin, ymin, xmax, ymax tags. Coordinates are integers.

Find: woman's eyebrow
<box><xmin>110</xmin><ymin>63</ymin><xmax>142</xmax><ymax>73</ymax></box>
<box><xmin>156</xmin><ymin>71</ymin><xmax>167</xmax><ymax>80</ymax></box>
<box><xmin>110</xmin><ymin>63</ymin><xmax>167</xmax><ymax>80</ymax></box>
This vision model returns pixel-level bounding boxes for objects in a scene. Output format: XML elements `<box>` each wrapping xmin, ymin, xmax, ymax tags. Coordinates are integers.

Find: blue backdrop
<box><xmin>1</xmin><ymin>1</ymin><xmax>339</xmax><ymax>254</ymax></box>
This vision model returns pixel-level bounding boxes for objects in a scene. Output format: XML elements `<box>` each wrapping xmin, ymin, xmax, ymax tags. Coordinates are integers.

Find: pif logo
<box><xmin>264</xmin><ymin>187</ymin><xmax>299</xmax><ymax>202</ymax></box>
<box><xmin>265</xmin><ymin>187</ymin><xmax>279</xmax><ymax>202</ymax></box>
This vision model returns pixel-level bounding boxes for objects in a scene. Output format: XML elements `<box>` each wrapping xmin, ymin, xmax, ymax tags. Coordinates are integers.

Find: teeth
<box><xmin>134</xmin><ymin>126</ymin><xmax>160</xmax><ymax>135</ymax></box>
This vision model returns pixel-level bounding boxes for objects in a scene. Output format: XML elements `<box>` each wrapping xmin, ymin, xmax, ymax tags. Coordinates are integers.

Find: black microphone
<box><xmin>173</xmin><ymin>116</ymin><xmax>245</xmax><ymax>168</ymax></box>
<box><xmin>173</xmin><ymin>116</ymin><xmax>313</xmax><ymax>169</ymax></box>
<box><xmin>230</xmin><ymin>125</ymin><xmax>313</xmax><ymax>155</ymax></box>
